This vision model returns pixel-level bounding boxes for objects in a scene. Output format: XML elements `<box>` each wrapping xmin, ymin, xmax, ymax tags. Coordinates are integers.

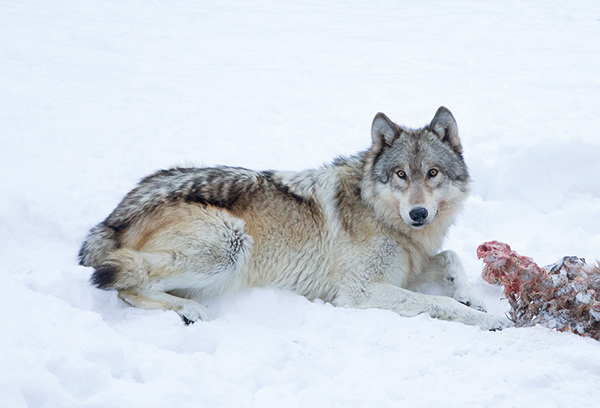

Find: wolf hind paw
<box><xmin>181</xmin><ymin>316</ymin><xmax>196</xmax><ymax>326</ymax></box>
<box><xmin>177</xmin><ymin>302</ymin><xmax>213</xmax><ymax>325</ymax></box>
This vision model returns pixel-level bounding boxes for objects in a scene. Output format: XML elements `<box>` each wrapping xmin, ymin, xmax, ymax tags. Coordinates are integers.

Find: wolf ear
<box><xmin>429</xmin><ymin>106</ymin><xmax>462</xmax><ymax>155</ymax></box>
<box><xmin>371</xmin><ymin>112</ymin><xmax>399</xmax><ymax>150</ymax></box>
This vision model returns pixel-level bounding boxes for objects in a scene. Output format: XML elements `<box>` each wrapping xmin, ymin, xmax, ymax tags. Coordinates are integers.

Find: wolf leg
<box><xmin>420</xmin><ymin>250</ymin><xmax>487</xmax><ymax>312</ymax></box>
<box><xmin>91</xmin><ymin>206</ymin><xmax>252</xmax><ymax>323</ymax></box>
<box><xmin>344</xmin><ymin>281</ymin><xmax>509</xmax><ymax>330</ymax></box>
<box><xmin>118</xmin><ymin>288</ymin><xmax>213</xmax><ymax>324</ymax></box>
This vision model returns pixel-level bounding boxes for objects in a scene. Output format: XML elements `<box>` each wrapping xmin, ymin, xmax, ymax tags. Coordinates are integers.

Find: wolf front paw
<box><xmin>455</xmin><ymin>292</ymin><xmax>488</xmax><ymax>313</ymax></box>
<box><xmin>477</xmin><ymin>313</ymin><xmax>514</xmax><ymax>331</ymax></box>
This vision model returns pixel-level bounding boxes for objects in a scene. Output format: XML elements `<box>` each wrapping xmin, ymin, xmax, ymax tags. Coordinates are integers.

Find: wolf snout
<box><xmin>409</xmin><ymin>207</ymin><xmax>429</xmax><ymax>223</ymax></box>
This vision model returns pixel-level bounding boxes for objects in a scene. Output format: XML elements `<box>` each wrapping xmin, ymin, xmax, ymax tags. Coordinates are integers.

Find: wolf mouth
<box><xmin>410</xmin><ymin>222</ymin><xmax>427</xmax><ymax>229</ymax></box>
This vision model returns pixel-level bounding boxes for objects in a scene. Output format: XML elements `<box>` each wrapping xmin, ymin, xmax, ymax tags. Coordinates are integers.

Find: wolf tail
<box><xmin>79</xmin><ymin>224</ymin><xmax>149</xmax><ymax>290</ymax></box>
<box><xmin>78</xmin><ymin>222</ymin><xmax>118</xmax><ymax>269</ymax></box>
<box><xmin>90</xmin><ymin>248</ymin><xmax>150</xmax><ymax>290</ymax></box>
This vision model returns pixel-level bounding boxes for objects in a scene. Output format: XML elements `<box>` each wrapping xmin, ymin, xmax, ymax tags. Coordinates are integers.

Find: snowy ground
<box><xmin>2</xmin><ymin>1</ymin><xmax>600</xmax><ymax>407</ymax></box>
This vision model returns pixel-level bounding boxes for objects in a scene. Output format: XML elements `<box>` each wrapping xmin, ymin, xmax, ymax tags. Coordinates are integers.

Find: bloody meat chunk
<box><xmin>477</xmin><ymin>241</ymin><xmax>600</xmax><ymax>340</ymax></box>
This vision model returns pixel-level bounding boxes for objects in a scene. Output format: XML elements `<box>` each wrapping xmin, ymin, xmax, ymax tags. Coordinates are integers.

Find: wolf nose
<box><xmin>409</xmin><ymin>207</ymin><xmax>429</xmax><ymax>223</ymax></box>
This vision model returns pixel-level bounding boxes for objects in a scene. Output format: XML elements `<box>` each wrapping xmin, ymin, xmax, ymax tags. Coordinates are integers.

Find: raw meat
<box><xmin>478</xmin><ymin>241</ymin><xmax>600</xmax><ymax>340</ymax></box>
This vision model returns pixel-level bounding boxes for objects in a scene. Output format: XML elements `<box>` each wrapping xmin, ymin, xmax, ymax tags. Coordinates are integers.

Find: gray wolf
<box><xmin>79</xmin><ymin>107</ymin><xmax>509</xmax><ymax>330</ymax></box>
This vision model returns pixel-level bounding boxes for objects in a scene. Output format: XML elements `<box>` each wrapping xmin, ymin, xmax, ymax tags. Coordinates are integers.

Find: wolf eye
<box><xmin>428</xmin><ymin>169</ymin><xmax>439</xmax><ymax>178</ymax></box>
<box><xmin>396</xmin><ymin>170</ymin><xmax>407</xmax><ymax>180</ymax></box>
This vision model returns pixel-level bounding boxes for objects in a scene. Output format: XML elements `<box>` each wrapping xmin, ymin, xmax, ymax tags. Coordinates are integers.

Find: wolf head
<box><xmin>362</xmin><ymin>107</ymin><xmax>471</xmax><ymax>234</ymax></box>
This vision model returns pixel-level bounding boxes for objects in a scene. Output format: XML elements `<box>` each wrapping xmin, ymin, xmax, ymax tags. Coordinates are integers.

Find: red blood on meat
<box><xmin>477</xmin><ymin>241</ymin><xmax>600</xmax><ymax>340</ymax></box>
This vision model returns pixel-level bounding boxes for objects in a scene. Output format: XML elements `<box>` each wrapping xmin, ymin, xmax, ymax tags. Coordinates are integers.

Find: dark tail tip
<box><xmin>90</xmin><ymin>264</ymin><xmax>119</xmax><ymax>290</ymax></box>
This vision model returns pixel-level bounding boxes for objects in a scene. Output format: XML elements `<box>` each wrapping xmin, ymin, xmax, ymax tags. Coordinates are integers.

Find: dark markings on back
<box><xmin>182</xmin><ymin>167</ymin><xmax>258</xmax><ymax>209</ymax></box>
<box><xmin>102</xmin><ymin>166</ymin><xmax>315</xmax><ymax>238</ymax></box>
<box><xmin>260</xmin><ymin>171</ymin><xmax>307</xmax><ymax>205</ymax></box>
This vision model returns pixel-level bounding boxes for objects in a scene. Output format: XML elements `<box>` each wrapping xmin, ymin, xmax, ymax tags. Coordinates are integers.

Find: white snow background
<box><xmin>2</xmin><ymin>1</ymin><xmax>600</xmax><ymax>407</ymax></box>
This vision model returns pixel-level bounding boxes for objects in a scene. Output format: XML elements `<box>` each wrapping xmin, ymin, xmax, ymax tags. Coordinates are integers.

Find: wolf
<box><xmin>79</xmin><ymin>107</ymin><xmax>509</xmax><ymax>330</ymax></box>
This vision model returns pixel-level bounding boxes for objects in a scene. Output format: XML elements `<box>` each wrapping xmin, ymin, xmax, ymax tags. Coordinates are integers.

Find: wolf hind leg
<box><xmin>118</xmin><ymin>288</ymin><xmax>213</xmax><ymax>324</ymax></box>
<box><xmin>421</xmin><ymin>250</ymin><xmax>487</xmax><ymax>312</ymax></box>
<box><xmin>92</xmin><ymin>248</ymin><xmax>224</xmax><ymax>323</ymax></box>
<box><xmin>91</xmin><ymin>206</ymin><xmax>253</xmax><ymax>323</ymax></box>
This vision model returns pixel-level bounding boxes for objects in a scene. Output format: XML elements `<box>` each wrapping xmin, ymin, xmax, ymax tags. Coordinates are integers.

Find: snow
<box><xmin>2</xmin><ymin>0</ymin><xmax>600</xmax><ymax>406</ymax></box>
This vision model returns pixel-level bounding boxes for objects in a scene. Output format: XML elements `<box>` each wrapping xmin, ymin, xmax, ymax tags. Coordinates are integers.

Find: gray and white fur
<box><xmin>79</xmin><ymin>107</ymin><xmax>510</xmax><ymax>329</ymax></box>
